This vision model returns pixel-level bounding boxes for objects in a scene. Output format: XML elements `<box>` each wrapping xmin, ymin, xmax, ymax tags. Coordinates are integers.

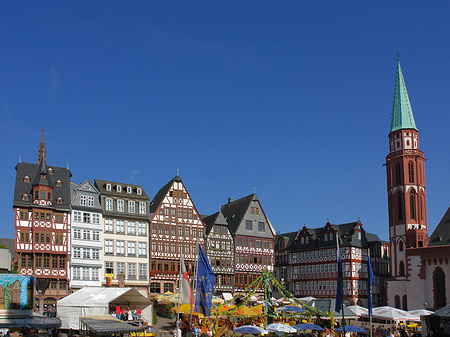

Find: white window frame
<box><xmin>117</xmin><ymin>200</ymin><xmax>124</xmax><ymax>212</ymax></box>
<box><xmin>138</xmin><ymin>222</ymin><xmax>146</xmax><ymax>235</ymax></box>
<box><xmin>117</xmin><ymin>241</ymin><xmax>125</xmax><ymax>255</ymax></box>
<box><xmin>117</xmin><ymin>185</ymin><xmax>122</xmax><ymax>193</ymax></box>
<box><xmin>105</xmin><ymin>219</ymin><xmax>113</xmax><ymax>232</ymax></box>
<box><xmin>88</xmin><ymin>196</ymin><xmax>94</xmax><ymax>207</ymax></box>
<box><xmin>73</xmin><ymin>247</ymin><xmax>81</xmax><ymax>259</ymax></box>
<box><xmin>92</xmin><ymin>214</ymin><xmax>100</xmax><ymax>224</ymax></box>
<box><xmin>106</xmin><ymin>184</ymin><xmax>111</xmax><ymax>191</ymax></box>
<box><xmin>139</xmin><ymin>242</ymin><xmax>147</xmax><ymax>257</ymax></box>
<box><xmin>74</xmin><ymin>229</ymin><xmax>81</xmax><ymax>240</ymax></box>
<box><xmin>80</xmin><ymin>195</ymin><xmax>87</xmax><ymax>206</ymax></box>
<box><xmin>105</xmin><ymin>240</ymin><xmax>114</xmax><ymax>254</ymax></box>
<box><xmin>106</xmin><ymin>198</ymin><xmax>113</xmax><ymax>211</ymax></box>
<box><xmin>73</xmin><ymin>267</ymin><xmax>81</xmax><ymax>280</ymax></box>
<box><xmin>128</xmin><ymin>201</ymin><xmax>135</xmax><ymax>213</ymax></box>
<box><xmin>139</xmin><ymin>202</ymin><xmax>146</xmax><ymax>214</ymax></box>
<box><xmin>74</xmin><ymin>211</ymin><xmax>81</xmax><ymax>222</ymax></box>
<box><xmin>127</xmin><ymin>187</ymin><xmax>132</xmax><ymax>194</ymax></box>
<box><xmin>92</xmin><ymin>268</ymin><xmax>99</xmax><ymax>280</ymax></box>
<box><xmin>137</xmin><ymin>188</ymin><xmax>142</xmax><ymax>195</ymax></box>
<box><xmin>128</xmin><ymin>222</ymin><xmax>136</xmax><ymax>235</ymax></box>
<box><xmin>127</xmin><ymin>241</ymin><xmax>136</xmax><ymax>256</ymax></box>
<box><xmin>117</xmin><ymin>220</ymin><xmax>125</xmax><ymax>233</ymax></box>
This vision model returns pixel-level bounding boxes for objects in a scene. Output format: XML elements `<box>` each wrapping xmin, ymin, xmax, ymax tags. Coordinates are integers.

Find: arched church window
<box><xmin>433</xmin><ymin>267</ymin><xmax>447</xmax><ymax>309</ymax></box>
<box><xmin>402</xmin><ymin>295</ymin><xmax>408</xmax><ymax>310</ymax></box>
<box><xmin>395</xmin><ymin>165</ymin><xmax>402</xmax><ymax>185</ymax></box>
<box><xmin>399</xmin><ymin>241</ymin><xmax>403</xmax><ymax>252</ymax></box>
<box><xmin>410</xmin><ymin>192</ymin><xmax>416</xmax><ymax>220</ymax></box>
<box><xmin>408</xmin><ymin>162</ymin><xmax>414</xmax><ymax>183</ymax></box>
<box><xmin>395</xmin><ymin>295</ymin><xmax>400</xmax><ymax>309</ymax></box>
<box><xmin>398</xmin><ymin>194</ymin><xmax>403</xmax><ymax>221</ymax></box>
<box><xmin>399</xmin><ymin>261</ymin><xmax>405</xmax><ymax>276</ymax></box>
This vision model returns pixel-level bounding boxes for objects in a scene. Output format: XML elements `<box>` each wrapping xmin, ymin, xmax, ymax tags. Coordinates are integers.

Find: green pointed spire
<box><xmin>390</xmin><ymin>61</ymin><xmax>418</xmax><ymax>133</ymax></box>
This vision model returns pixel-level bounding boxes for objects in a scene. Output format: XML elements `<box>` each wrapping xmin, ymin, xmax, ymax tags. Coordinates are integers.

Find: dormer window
<box><xmin>40</xmin><ymin>173</ymin><xmax>46</xmax><ymax>179</ymax></box>
<box><xmin>117</xmin><ymin>185</ymin><xmax>122</xmax><ymax>193</ymax></box>
<box><xmin>127</xmin><ymin>187</ymin><xmax>132</xmax><ymax>194</ymax></box>
<box><xmin>56</xmin><ymin>197</ymin><xmax>63</xmax><ymax>204</ymax></box>
<box><xmin>106</xmin><ymin>184</ymin><xmax>111</xmax><ymax>191</ymax></box>
<box><xmin>137</xmin><ymin>188</ymin><xmax>142</xmax><ymax>195</ymax></box>
<box><xmin>23</xmin><ymin>176</ymin><xmax>30</xmax><ymax>183</ymax></box>
<box><xmin>22</xmin><ymin>194</ymin><xmax>29</xmax><ymax>201</ymax></box>
<box><xmin>48</xmin><ymin>168</ymin><xmax>53</xmax><ymax>175</ymax></box>
<box><xmin>56</xmin><ymin>180</ymin><xmax>62</xmax><ymax>187</ymax></box>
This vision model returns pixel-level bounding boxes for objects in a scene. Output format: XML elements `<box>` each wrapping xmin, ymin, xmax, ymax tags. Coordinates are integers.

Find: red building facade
<box><xmin>13</xmin><ymin>131</ymin><xmax>72</xmax><ymax>313</ymax></box>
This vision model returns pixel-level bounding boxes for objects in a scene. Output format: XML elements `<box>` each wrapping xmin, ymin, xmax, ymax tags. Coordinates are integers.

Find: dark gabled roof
<box><xmin>149</xmin><ymin>175</ymin><xmax>181</xmax><ymax>213</ymax></box>
<box><xmin>220</xmin><ymin>194</ymin><xmax>255</xmax><ymax>235</ymax></box>
<box><xmin>31</xmin><ymin>160</ymin><xmax>52</xmax><ymax>187</ymax></box>
<box><xmin>204</xmin><ymin>211</ymin><xmax>228</xmax><ymax>235</ymax></box>
<box><xmin>275</xmin><ymin>231</ymin><xmax>298</xmax><ymax>252</ymax></box>
<box><xmin>94</xmin><ymin>179</ymin><xmax>149</xmax><ymax>200</ymax></box>
<box><xmin>365</xmin><ymin>232</ymin><xmax>383</xmax><ymax>243</ymax></box>
<box><xmin>14</xmin><ymin>162</ymin><xmax>72</xmax><ymax>210</ymax></box>
<box><xmin>428</xmin><ymin>206</ymin><xmax>450</xmax><ymax>246</ymax></box>
<box><xmin>291</xmin><ymin>221</ymin><xmax>368</xmax><ymax>252</ymax></box>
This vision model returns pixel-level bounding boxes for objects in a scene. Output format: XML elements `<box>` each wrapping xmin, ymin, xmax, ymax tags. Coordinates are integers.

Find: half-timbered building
<box><xmin>69</xmin><ymin>180</ymin><xmax>104</xmax><ymax>290</ymax></box>
<box><xmin>220</xmin><ymin>193</ymin><xmax>276</xmax><ymax>292</ymax></box>
<box><xmin>290</xmin><ymin>221</ymin><xmax>370</xmax><ymax>306</ymax></box>
<box><xmin>274</xmin><ymin>231</ymin><xmax>298</xmax><ymax>294</ymax></box>
<box><xmin>95</xmin><ymin>179</ymin><xmax>149</xmax><ymax>296</ymax></box>
<box><xmin>203</xmin><ymin>211</ymin><xmax>234</xmax><ymax>294</ymax></box>
<box><xmin>13</xmin><ymin>131</ymin><xmax>71</xmax><ymax>313</ymax></box>
<box><xmin>148</xmin><ymin>175</ymin><xmax>205</xmax><ymax>295</ymax></box>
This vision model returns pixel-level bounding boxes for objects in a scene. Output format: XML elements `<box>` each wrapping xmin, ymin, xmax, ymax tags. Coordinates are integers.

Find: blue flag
<box><xmin>368</xmin><ymin>254</ymin><xmax>375</xmax><ymax>316</ymax></box>
<box><xmin>335</xmin><ymin>239</ymin><xmax>343</xmax><ymax>313</ymax></box>
<box><xmin>194</xmin><ymin>245</ymin><xmax>216</xmax><ymax>317</ymax></box>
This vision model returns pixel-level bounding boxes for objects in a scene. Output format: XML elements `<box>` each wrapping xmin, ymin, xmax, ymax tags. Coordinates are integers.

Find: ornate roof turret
<box><xmin>390</xmin><ymin>61</ymin><xmax>418</xmax><ymax>133</ymax></box>
<box><xmin>37</xmin><ymin>129</ymin><xmax>46</xmax><ymax>164</ymax></box>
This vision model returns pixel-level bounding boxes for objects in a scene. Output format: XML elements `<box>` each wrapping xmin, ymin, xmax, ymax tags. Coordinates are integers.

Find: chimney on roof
<box><xmin>228</xmin><ymin>197</ymin><xmax>233</xmax><ymax>204</ymax></box>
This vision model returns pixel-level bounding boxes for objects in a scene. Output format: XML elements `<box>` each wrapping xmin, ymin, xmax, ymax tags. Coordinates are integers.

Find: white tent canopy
<box><xmin>57</xmin><ymin>287</ymin><xmax>151</xmax><ymax>330</ymax></box>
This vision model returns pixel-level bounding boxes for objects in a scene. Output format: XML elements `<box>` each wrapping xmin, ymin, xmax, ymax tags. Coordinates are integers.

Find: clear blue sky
<box><xmin>1</xmin><ymin>1</ymin><xmax>449</xmax><ymax>241</ymax></box>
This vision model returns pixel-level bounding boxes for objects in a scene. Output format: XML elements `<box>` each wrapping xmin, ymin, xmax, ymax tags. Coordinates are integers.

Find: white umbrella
<box><xmin>234</xmin><ymin>325</ymin><xmax>268</xmax><ymax>335</ymax></box>
<box><xmin>347</xmin><ymin>305</ymin><xmax>369</xmax><ymax>317</ymax></box>
<box><xmin>298</xmin><ymin>296</ymin><xmax>316</xmax><ymax>303</ymax></box>
<box><xmin>266</xmin><ymin>323</ymin><xmax>297</xmax><ymax>333</ymax></box>
<box><xmin>372</xmin><ymin>306</ymin><xmax>410</xmax><ymax>320</ymax></box>
<box><xmin>407</xmin><ymin>309</ymin><xmax>434</xmax><ymax>321</ymax></box>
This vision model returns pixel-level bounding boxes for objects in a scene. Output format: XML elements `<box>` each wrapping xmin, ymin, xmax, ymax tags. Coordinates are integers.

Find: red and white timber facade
<box><xmin>13</xmin><ymin>131</ymin><xmax>71</xmax><ymax>313</ymax></box>
<box><xmin>149</xmin><ymin>175</ymin><xmax>205</xmax><ymax>294</ymax></box>
<box><xmin>291</xmin><ymin>222</ymin><xmax>369</xmax><ymax>306</ymax></box>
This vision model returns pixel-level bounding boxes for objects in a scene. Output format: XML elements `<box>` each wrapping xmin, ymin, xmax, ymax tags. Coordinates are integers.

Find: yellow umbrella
<box><xmin>156</xmin><ymin>291</ymin><xmax>174</xmax><ymax>300</ymax></box>
<box><xmin>252</xmin><ymin>304</ymin><xmax>263</xmax><ymax>314</ymax></box>
<box><xmin>231</xmin><ymin>306</ymin><xmax>258</xmax><ymax>317</ymax></box>
<box><xmin>171</xmin><ymin>304</ymin><xmax>204</xmax><ymax>317</ymax></box>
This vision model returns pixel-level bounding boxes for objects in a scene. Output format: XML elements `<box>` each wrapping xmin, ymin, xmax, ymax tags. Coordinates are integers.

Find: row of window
<box><xmin>151</xmin><ymin>242</ymin><xmax>197</xmax><ymax>255</ymax></box>
<box><xmin>235</xmin><ymin>238</ymin><xmax>273</xmax><ymax>249</ymax></box>
<box><xmin>245</xmin><ymin>220</ymin><xmax>265</xmax><ymax>231</ymax></box>
<box><xmin>213</xmin><ymin>225</ymin><xmax>228</xmax><ymax>234</ymax></box>
<box><xmin>73</xmin><ymin>211</ymin><xmax>100</xmax><ymax>224</ymax></box>
<box><xmin>209</xmin><ymin>240</ymin><xmax>232</xmax><ymax>251</ymax></box>
<box><xmin>73</xmin><ymin>229</ymin><xmax>100</xmax><ymax>241</ymax></box>
<box><xmin>105</xmin><ymin>261</ymin><xmax>147</xmax><ymax>280</ymax></box>
<box><xmin>292</xmin><ymin>248</ymin><xmax>338</xmax><ymax>261</ymax></box>
<box><xmin>150</xmin><ymin>282</ymin><xmax>173</xmax><ymax>294</ymax></box>
<box><xmin>73</xmin><ymin>247</ymin><xmax>100</xmax><ymax>260</ymax></box>
<box><xmin>21</xmin><ymin>193</ymin><xmax>63</xmax><ymax>203</ymax></box>
<box><xmin>105</xmin><ymin>240</ymin><xmax>147</xmax><ymax>257</ymax></box>
<box><xmin>79</xmin><ymin>195</ymin><xmax>95</xmax><ymax>207</ymax></box>
<box><xmin>105</xmin><ymin>199</ymin><xmax>146</xmax><ymax>214</ymax></box>
<box><xmin>49</xmin><ymin>280</ymin><xmax>66</xmax><ymax>290</ymax></box>
<box><xmin>72</xmin><ymin>267</ymin><xmax>100</xmax><ymax>281</ymax></box>
<box><xmin>20</xmin><ymin>254</ymin><xmax>65</xmax><ymax>269</ymax></box>
<box><xmin>105</xmin><ymin>184</ymin><xmax>142</xmax><ymax>195</ymax></box>
<box><xmin>105</xmin><ymin>220</ymin><xmax>147</xmax><ymax>235</ymax></box>
<box><xmin>151</xmin><ymin>223</ymin><xmax>203</xmax><ymax>238</ymax></box>
<box><xmin>21</xmin><ymin>232</ymin><xmax>64</xmax><ymax>245</ymax></box>
<box><xmin>159</xmin><ymin>207</ymin><xmax>198</xmax><ymax>220</ymax></box>
<box><xmin>19</xmin><ymin>211</ymin><xmax>65</xmax><ymax>222</ymax></box>
<box><xmin>236</xmin><ymin>254</ymin><xmax>272</xmax><ymax>265</ymax></box>
<box><xmin>293</xmin><ymin>263</ymin><xmax>338</xmax><ymax>276</ymax></box>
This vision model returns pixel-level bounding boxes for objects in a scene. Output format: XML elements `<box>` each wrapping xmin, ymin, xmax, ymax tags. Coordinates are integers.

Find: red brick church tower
<box><xmin>385</xmin><ymin>60</ymin><xmax>428</xmax><ymax>283</ymax></box>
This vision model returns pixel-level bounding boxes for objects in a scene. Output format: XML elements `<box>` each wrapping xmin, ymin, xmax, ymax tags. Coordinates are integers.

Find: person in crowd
<box><xmin>116</xmin><ymin>305</ymin><xmax>121</xmax><ymax>320</ymax></box>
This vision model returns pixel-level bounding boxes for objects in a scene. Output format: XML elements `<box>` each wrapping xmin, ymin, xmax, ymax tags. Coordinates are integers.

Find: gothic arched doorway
<box><xmin>433</xmin><ymin>267</ymin><xmax>447</xmax><ymax>309</ymax></box>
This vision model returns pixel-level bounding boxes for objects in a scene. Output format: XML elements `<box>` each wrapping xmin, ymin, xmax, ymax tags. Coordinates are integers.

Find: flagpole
<box><xmin>177</xmin><ymin>251</ymin><xmax>182</xmax><ymax>333</ymax></box>
<box><xmin>368</xmin><ymin>248</ymin><xmax>373</xmax><ymax>337</ymax></box>
<box><xmin>189</xmin><ymin>235</ymin><xmax>200</xmax><ymax>329</ymax></box>
<box><xmin>336</xmin><ymin>234</ymin><xmax>346</xmax><ymax>337</ymax></box>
